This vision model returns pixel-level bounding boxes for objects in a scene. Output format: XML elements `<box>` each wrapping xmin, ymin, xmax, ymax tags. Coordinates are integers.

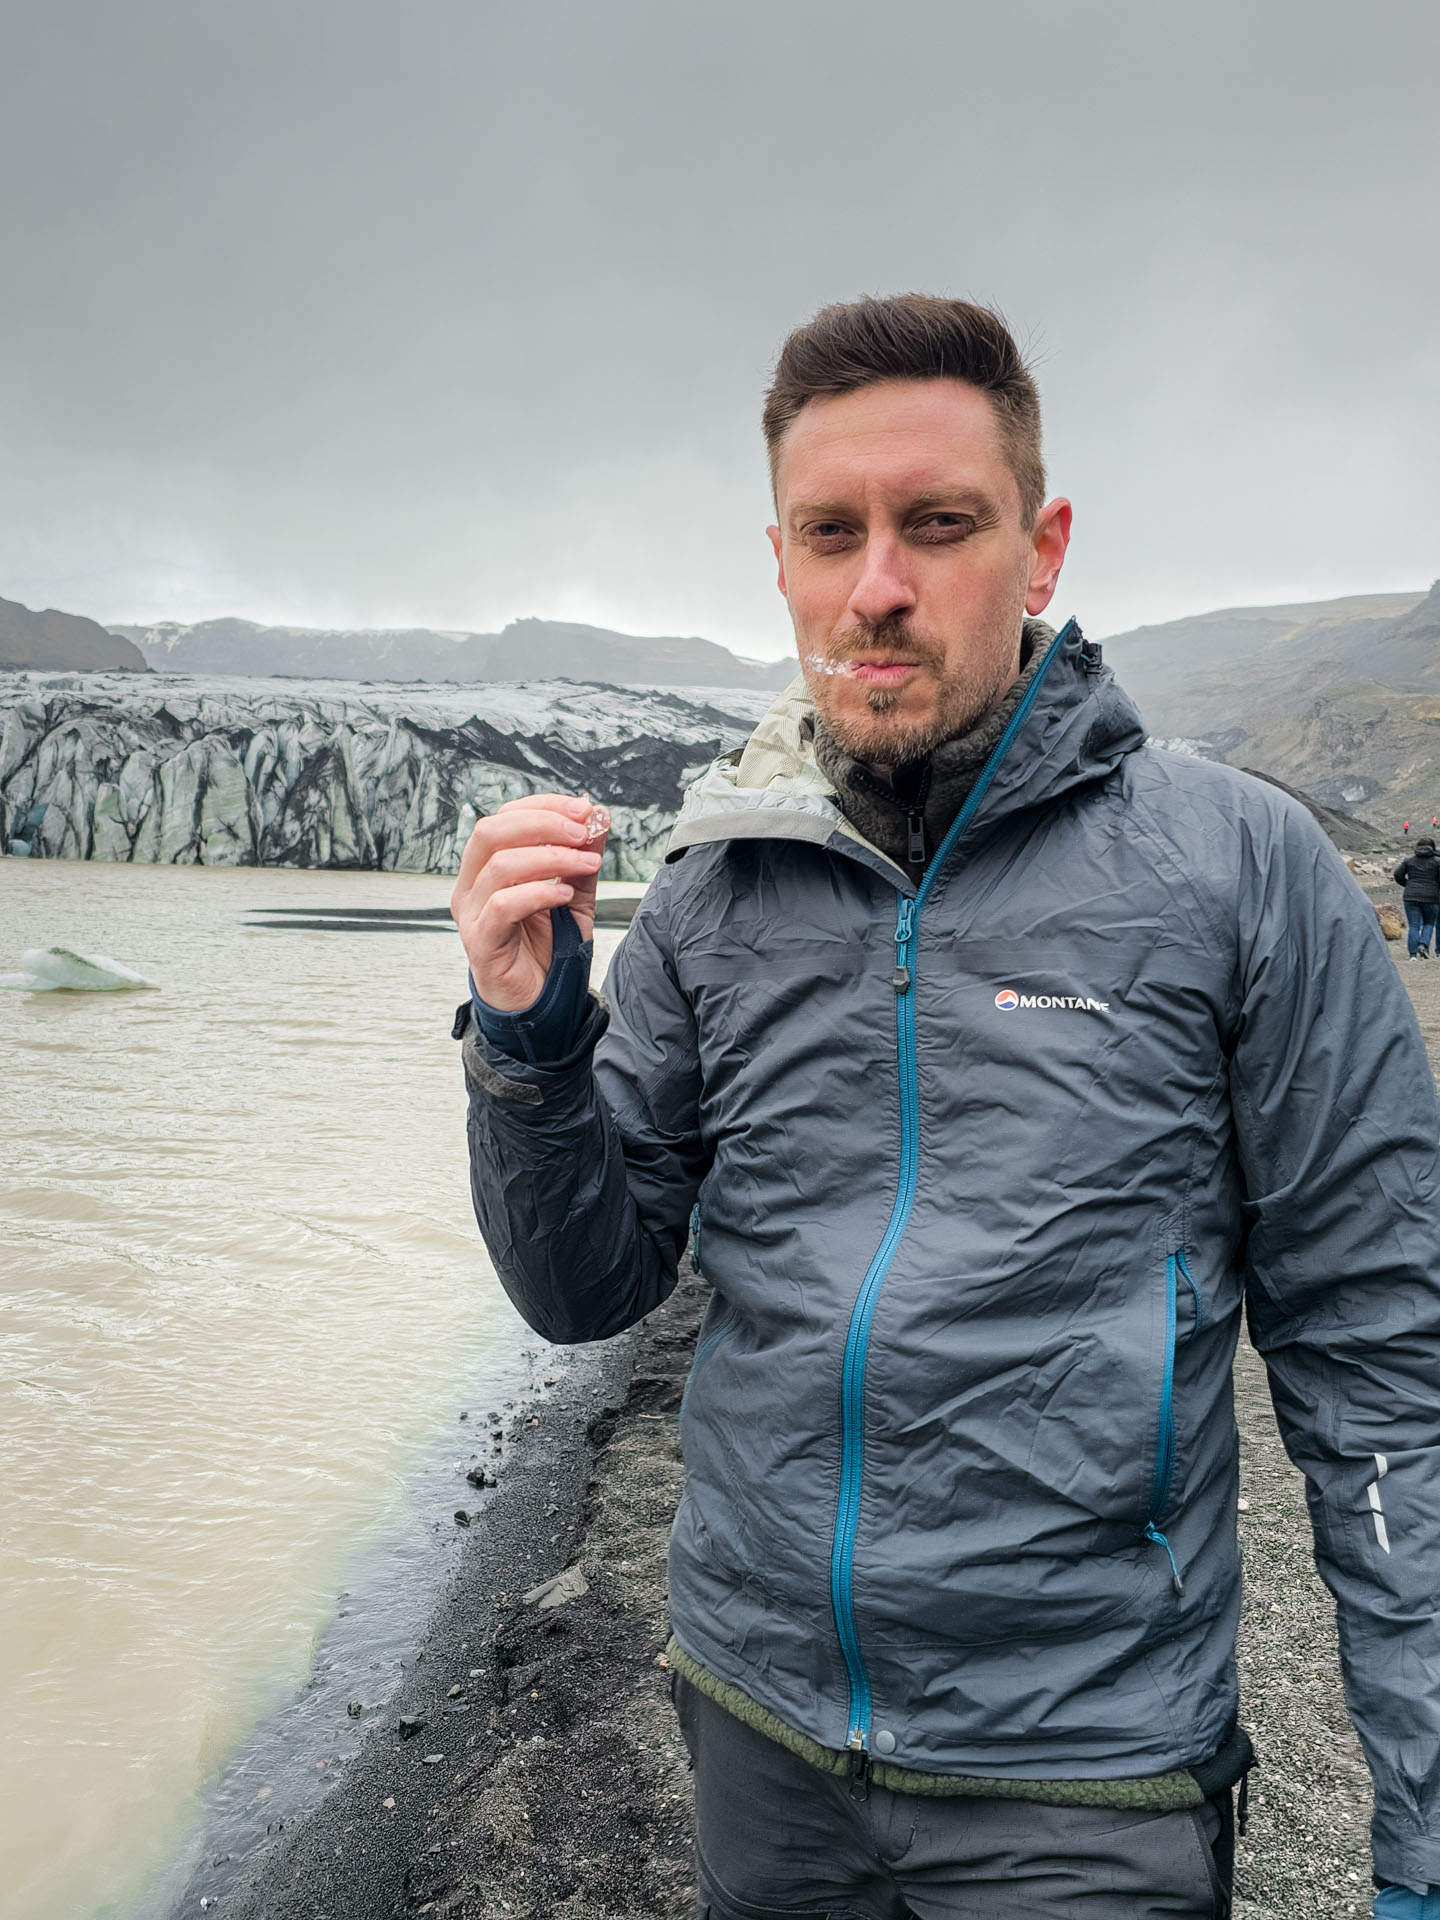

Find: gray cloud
<box><xmin>0</xmin><ymin>0</ymin><xmax>1435</xmax><ymax>653</ymax></box>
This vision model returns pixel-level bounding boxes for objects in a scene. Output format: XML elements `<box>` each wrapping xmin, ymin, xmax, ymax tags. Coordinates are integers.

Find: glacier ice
<box><xmin>0</xmin><ymin>947</ymin><xmax>159</xmax><ymax>992</ymax></box>
<box><xmin>0</xmin><ymin>670</ymin><xmax>769</xmax><ymax>877</ymax></box>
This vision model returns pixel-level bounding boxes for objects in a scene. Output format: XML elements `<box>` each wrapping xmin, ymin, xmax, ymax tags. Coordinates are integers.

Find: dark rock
<box><xmin>0</xmin><ymin>594</ymin><xmax>147</xmax><ymax>672</ymax></box>
<box><xmin>397</xmin><ymin>1717</ymin><xmax>426</xmax><ymax>1741</ymax></box>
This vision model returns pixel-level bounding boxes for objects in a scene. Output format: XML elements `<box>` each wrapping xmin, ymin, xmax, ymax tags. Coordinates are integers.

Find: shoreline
<box><xmin>170</xmin><ymin>1269</ymin><xmax>704</xmax><ymax>1920</ymax></box>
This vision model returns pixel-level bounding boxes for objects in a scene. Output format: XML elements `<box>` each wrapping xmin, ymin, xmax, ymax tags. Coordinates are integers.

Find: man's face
<box><xmin>768</xmin><ymin>378</ymin><xmax>1071</xmax><ymax>766</ymax></box>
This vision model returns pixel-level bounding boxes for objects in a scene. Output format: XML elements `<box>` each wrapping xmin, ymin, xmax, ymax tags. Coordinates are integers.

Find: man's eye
<box><xmin>912</xmin><ymin>514</ymin><xmax>975</xmax><ymax>542</ymax></box>
<box><xmin>803</xmin><ymin>522</ymin><xmax>856</xmax><ymax>547</ymax></box>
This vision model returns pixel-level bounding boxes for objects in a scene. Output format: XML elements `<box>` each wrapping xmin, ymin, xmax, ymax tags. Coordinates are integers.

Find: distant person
<box><xmin>1394</xmin><ymin>835</ymin><xmax>1440</xmax><ymax>959</ymax></box>
<box><xmin>452</xmin><ymin>296</ymin><xmax>1440</xmax><ymax>1918</ymax></box>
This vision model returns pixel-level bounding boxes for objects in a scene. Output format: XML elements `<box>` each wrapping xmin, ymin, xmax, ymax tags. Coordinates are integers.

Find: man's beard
<box><xmin>803</xmin><ymin>613</ymin><xmax>1022</xmax><ymax>766</ymax></box>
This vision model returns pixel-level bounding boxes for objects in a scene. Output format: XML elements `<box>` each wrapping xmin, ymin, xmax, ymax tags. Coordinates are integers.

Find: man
<box><xmin>451</xmin><ymin>296</ymin><xmax>1440</xmax><ymax>1918</ymax></box>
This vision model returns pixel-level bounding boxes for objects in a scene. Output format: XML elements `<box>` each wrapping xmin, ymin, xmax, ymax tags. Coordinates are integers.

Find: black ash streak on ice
<box><xmin>0</xmin><ymin>673</ymin><xmax>768</xmax><ymax>876</ymax></box>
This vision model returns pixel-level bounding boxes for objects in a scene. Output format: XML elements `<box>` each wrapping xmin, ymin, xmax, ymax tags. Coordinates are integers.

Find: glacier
<box><xmin>0</xmin><ymin>670</ymin><xmax>774</xmax><ymax>878</ymax></box>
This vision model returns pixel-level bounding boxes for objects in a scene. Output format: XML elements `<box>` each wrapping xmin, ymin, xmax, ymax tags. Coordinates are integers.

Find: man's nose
<box><xmin>846</xmin><ymin>532</ymin><xmax>917</xmax><ymax>630</ymax></box>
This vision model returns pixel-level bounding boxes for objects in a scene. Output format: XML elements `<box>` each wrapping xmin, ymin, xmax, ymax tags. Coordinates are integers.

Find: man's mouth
<box><xmin>841</xmin><ymin>657</ymin><xmax>921</xmax><ymax>689</ymax></box>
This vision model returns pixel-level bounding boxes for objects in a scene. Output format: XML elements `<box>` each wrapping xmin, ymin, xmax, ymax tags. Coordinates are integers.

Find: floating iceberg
<box><xmin>0</xmin><ymin>947</ymin><xmax>159</xmax><ymax>992</ymax></box>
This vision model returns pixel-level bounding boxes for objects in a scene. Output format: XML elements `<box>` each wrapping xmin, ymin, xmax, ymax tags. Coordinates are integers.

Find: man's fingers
<box><xmin>495</xmin><ymin>793</ymin><xmax>592</xmax><ymax>821</ymax></box>
<box><xmin>479</xmin><ymin>845</ymin><xmax>603</xmax><ymax>895</ymax></box>
<box><xmin>456</xmin><ymin>806</ymin><xmax>591</xmax><ymax>878</ymax></box>
<box><xmin>478</xmin><ymin>877</ymin><xmax>576</xmax><ymax>938</ymax></box>
<box><xmin>459</xmin><ymin>880</ymin><xmax>575</xmax><ymax>1009</ymax></box>
<box><xmin>448</xmin><ymin>795</ymin><xmax>607</xmax><ymax>996</ymax></box>
<box><xmin>453</xmin><ymin>799</ymin><xmax>593</xmax><ymax>899</ymax></box>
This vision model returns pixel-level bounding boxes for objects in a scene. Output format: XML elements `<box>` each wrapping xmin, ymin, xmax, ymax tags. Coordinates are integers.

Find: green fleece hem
<box><xmin>666</xmin><ymin>1640</ymin><xmax>1206</xmax><ymax>1811</ymax></box>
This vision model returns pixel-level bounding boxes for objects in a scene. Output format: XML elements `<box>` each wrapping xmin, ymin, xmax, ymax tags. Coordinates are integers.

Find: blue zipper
<box><xmin>827</xmin><ymin>621</ymin><xmax>1075</xmax><ymax>1750</ymax></box>
<box><xmin>1142</xmin><ymin>1252</ymin><xmax>1184</xmax><ymax>1597</ymax></box>
<box><xmin>830</xmin><ymin>897</ymin><xmax>919</xmax><ymax>1742</ymax></box>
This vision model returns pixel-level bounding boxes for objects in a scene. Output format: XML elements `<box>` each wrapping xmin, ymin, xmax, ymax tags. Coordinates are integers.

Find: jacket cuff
<box><xmin>466</xmin><ymin>906</ymin><xmax>593</xmax><ymax>1065</ymax></box>
<box><xmin>457</xmin><ymin>995</ymin><xmax>609</xmax><ymax>1107</ymax></box>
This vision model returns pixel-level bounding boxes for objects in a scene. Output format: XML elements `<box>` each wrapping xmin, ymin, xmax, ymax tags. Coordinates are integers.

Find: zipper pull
<box><xmin>893</xmin><ymin>897</ymin><xmax>915</xmax><ymax>994</ymax></box>
<box><xmin>1143</xmin><ymin>1522</ymin><xmax>1185</xmax><ymax>1598</ymax></box>
<box><xmin>905</xmin><ymin>807</ymin><xmax>926</xmax><ymax>868</ymax></box>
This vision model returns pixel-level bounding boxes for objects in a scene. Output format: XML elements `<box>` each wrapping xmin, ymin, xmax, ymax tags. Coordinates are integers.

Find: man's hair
<box><xmin>762</xmin><ymin>294</ymin><xmax>1045</xmax><ymax>526</ymax></box>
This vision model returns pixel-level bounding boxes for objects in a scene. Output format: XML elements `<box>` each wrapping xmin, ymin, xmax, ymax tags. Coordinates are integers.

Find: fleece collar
<box><xmin>813</xmin><ymin>620</ymin><xmax>1053</xmax><ymax>883</ymax></box>
<box><xmin>666</xmin><ymin>618</ymin><xmax>1147</xmax><ymax>883</ymax></box>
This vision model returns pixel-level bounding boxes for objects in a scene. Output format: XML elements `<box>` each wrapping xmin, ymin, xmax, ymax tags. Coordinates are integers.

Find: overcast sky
<box><xmin>1</xmin><ymin>0</ymin><xmax>1435</xmax><ymax>657</ymax></box>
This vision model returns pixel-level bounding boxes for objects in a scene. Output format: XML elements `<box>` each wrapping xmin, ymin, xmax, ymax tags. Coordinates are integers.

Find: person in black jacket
<box><xmin>1394</xmin><ymin>836</ymin><xmax>1440</xmax><ymax>957</ymax></box>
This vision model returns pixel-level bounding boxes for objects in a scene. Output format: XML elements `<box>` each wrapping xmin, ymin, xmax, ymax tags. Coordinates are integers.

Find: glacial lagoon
<box><xmin>0</xmin><ymin>859</ymin><xmax>628</xmax><ymax>1918</ymax></box>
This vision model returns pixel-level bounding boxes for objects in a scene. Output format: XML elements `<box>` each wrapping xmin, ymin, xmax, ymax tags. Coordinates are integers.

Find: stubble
<box><xmin>803</xmin><ymin>612</ymin><xmax>1023</xmax><ymax>766</ymax></box>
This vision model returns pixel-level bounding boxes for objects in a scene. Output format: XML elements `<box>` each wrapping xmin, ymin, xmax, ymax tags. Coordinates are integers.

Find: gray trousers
<box><xmin>674</xmin><ymin>1676</ymin><xmax>1233</xmax><ymax>1919</ymax></box>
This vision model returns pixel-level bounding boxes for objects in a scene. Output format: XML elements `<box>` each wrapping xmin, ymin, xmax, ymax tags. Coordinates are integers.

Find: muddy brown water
<box><xmin>0</xmin><ymin>860</ymin><xmax>626</xmax><ymax>1919</ymax></box>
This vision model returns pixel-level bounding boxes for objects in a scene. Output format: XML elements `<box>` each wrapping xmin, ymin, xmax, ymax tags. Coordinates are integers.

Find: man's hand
<box><xmin>450</xmin><ymin>794</ymin><xmax>610</xmax><ymax>1011</ymax></box>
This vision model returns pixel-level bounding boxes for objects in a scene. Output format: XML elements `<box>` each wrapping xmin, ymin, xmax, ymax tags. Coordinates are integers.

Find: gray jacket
<box><xmin>463</xmin><ymin>621</ymin><xmax>1440</xmax><ymax>1885</ymax></box>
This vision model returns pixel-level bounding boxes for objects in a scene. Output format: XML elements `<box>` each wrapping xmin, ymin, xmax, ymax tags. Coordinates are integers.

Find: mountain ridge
<box><xmin>108</xmin><ymin>613</ymin><xmax>798</xmax><ymax>690</ymax></box>
<box><xmin>0</xmin><ymin>595</ymin><xmax>147</xmax><ymax>673</ymax></box>
<box><xmin>1100</xmin><ymin>582</ymin><xmax>1440</xmax><ymax>826</ymax></box>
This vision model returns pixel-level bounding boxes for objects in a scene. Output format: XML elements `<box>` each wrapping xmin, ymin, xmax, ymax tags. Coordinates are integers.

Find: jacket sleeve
<box><xmin>1394</xmin><ymin>861</ymin><xmax>1411</xmax><ymax>886</ymax></box>
<box><xmin>461</xmin><ymin>874</ymin><xmax>708</xmax><ymax>1344</ymax></box>
<box><xmin>1229</xmin><ymin>802</ymin><xmax>1440</xmax><ymax>1887</ymax></box>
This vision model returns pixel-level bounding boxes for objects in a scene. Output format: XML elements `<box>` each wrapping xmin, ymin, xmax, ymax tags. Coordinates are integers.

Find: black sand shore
<box><xmin>181</xmin><ymin>939</ymin><xmax>1440</xmax><ymax>1920</ymax></box>
<box><xmin>189</xmin><ymin>1270</ymin><xmax>705</xmax><ymax>1920</ymax></box>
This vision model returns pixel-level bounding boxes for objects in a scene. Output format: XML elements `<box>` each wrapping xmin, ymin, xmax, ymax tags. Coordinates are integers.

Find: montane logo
<box><xmin>994</xmin><ymin>988</ymin><xmax>1111</xmax><ymax>1013</ymax></box>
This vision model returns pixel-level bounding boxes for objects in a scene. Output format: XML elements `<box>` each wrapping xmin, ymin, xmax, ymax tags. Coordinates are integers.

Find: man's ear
<box><xmin>1024</xmin><ymin>498</ymin><xmax>1072</xmax><ymax>616</ymax></box>
<box><xmin>767</xmin><ymin>524</ymin><xmax>787</xmax><ymax>598</ymax></box>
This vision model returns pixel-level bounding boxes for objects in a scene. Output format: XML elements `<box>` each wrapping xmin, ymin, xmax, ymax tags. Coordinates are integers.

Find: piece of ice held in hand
<box><xmin>583</xmin><ymin>804</ymin><xmax>611</xmax><ymax>842</ymax></box>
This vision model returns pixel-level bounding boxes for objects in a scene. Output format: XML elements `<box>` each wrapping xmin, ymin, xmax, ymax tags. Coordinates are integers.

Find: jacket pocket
<box><xmin>1175</xmin><ymin>1247</ymin><xmax>1204</xmax><ymax>1340</ymax></box>
<box><xmin>680</xmin><ymin>1301</ymin><xmax>739</xmax><ymax>1419</ymax></box>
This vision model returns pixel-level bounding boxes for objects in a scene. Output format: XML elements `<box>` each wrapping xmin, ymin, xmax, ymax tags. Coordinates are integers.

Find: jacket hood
<box><xmin>667</xmin><ymin>618</ymin><xmax>1148</xmax><ymax>875</ymax></box>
